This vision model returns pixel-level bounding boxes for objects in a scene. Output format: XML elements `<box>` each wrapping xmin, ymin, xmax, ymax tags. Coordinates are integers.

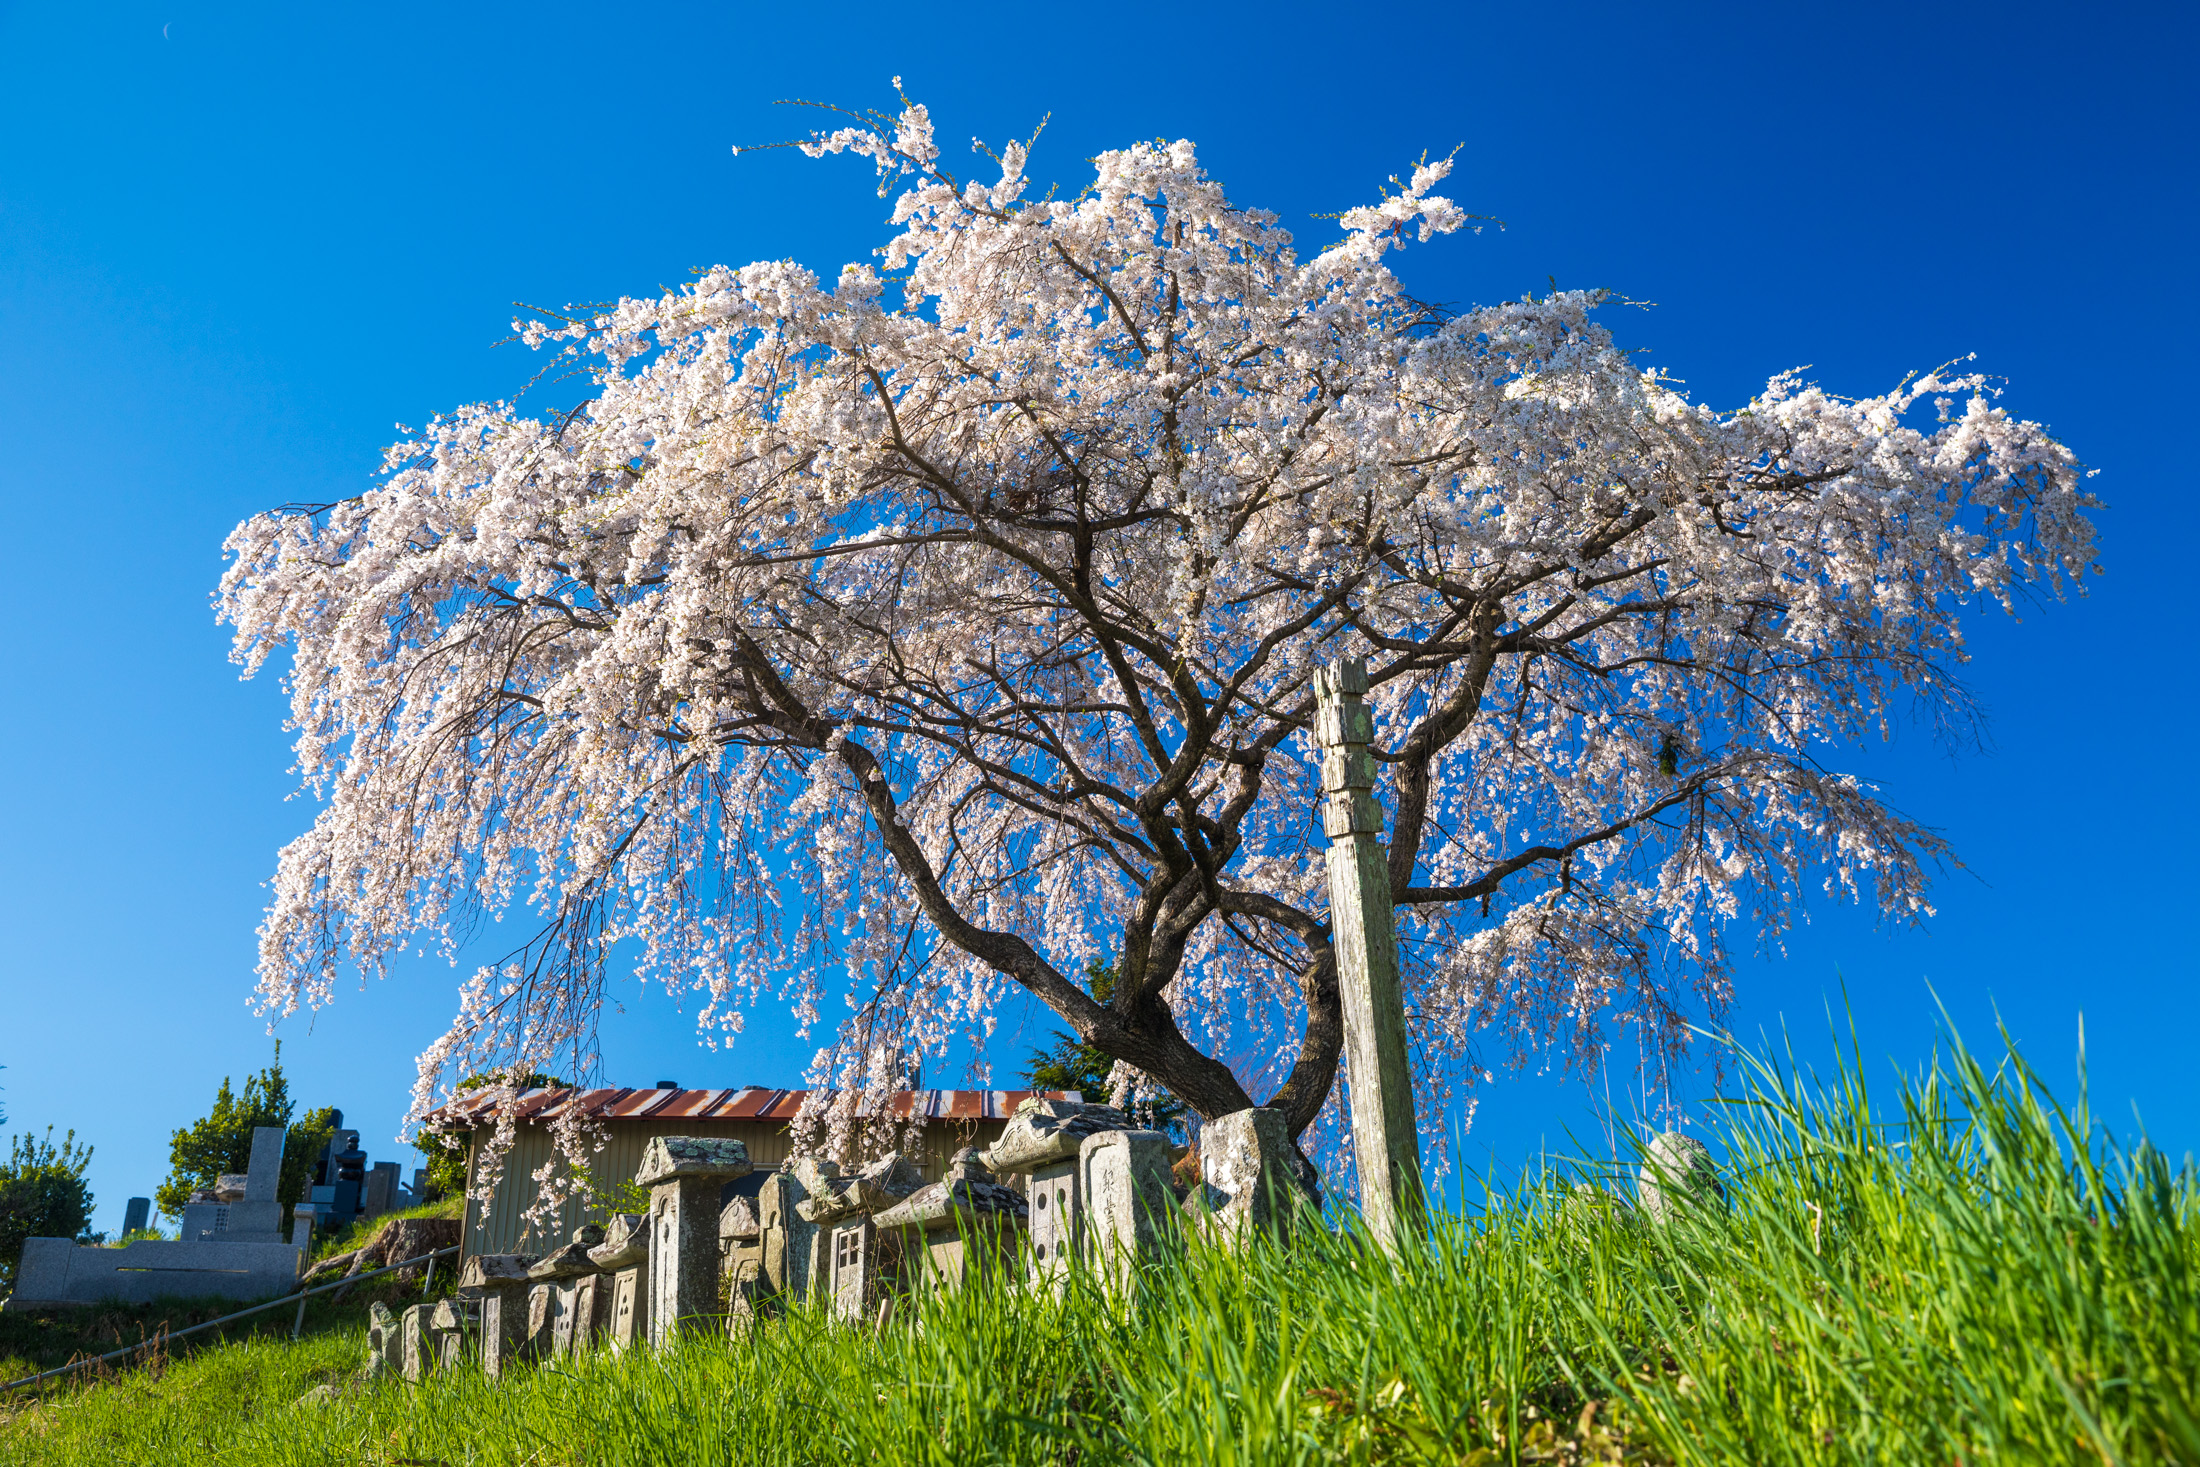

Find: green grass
<box><xmin>3</xmin><ymin>1026</ymin><xmax>2194</xmax><ymax>1466</ymax></box>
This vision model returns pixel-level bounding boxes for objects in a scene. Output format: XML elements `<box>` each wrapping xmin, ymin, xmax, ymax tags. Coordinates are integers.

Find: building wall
<box><xmin>459</xmin><ymin>1115</ymin><xmax>1015</xmax><ymax>1259</ymax></box>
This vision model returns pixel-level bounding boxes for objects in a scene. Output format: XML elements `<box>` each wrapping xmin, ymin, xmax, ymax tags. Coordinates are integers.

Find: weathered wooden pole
<box><xmin>1312</xmin><ymin>657</ymin><xmax>1423</xmax><ymax>1247</ymax></box>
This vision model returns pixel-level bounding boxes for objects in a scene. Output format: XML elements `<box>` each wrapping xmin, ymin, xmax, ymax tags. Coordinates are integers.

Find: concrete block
<box><xmin>3</xmin><ymin>1237</ymin><xmax>303</xmax><ymax>1309</ymax></box>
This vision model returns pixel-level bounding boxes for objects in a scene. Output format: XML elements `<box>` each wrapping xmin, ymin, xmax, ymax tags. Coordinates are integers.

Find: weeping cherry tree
<box><xmin>218</xmin><ymin>93</ymin><xmax>2097</xmax><ymax>1206</ymax></box>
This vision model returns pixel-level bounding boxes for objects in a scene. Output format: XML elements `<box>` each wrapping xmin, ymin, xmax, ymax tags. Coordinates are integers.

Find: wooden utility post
<box><xmin>1312</xmin><ymin>657</ymin><xmax>1423</xmax><ymax>1247</ymax></box>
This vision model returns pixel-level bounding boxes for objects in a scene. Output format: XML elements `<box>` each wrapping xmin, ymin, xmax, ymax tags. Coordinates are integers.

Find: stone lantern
<box><xmin>634</xmin><ymin>1136</ymin><xmax>752</xmax><ymax>1346</ymax></box>
<box><xmin>980</xmin><ymin>1098</ymin><xmax>1137</xmax><ymax>1282</ymax></box>
<box><xmin>870</xmin><ymin>1147</ymin><xmax>1028</xmax><ymax>1294</ymax></box>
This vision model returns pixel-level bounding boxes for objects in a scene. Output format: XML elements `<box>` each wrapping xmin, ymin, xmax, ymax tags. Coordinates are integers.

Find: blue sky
<box><xmin>1</xmin><ymin>0</ymin><xmax>2193</xmax><ymax>1234</ymax></box>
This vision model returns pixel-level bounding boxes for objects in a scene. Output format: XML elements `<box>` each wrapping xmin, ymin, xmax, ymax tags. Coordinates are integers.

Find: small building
<box><xmin>428</xmin><ymin>1086</ymin><xmax>1074</xmax><ymax>1260</ymax></box>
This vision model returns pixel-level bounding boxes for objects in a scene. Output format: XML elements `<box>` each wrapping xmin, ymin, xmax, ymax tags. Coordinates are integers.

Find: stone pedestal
<box><xmin>525</xmin><ymin>1283</ymin><xmax>560</xmax><ymax>1360</ymax></box>
<box><xmin>608</xmin><ymin>1265</ymin><xmax>648</xmax><ymax>1352</ymax></box>
<box><xmin>569</xmin><ymin>1272</ymin><xmax>613</xmax><ymax>1351</ymax></box>
<box><xmin>636</xmin><ymin>1136</ymin><xmax>752</xmax><ymax>1347</ymax></box>
<box><xmin>4</xmin><ymin>1235</ymin><xmax>303</xmax><ymax>1310</ymax></box>
<box><xmin>550</xmin><ymin>1281</ymin><xmax>582</xmax><ymax>1357</ymax></box>
<box><xmin>430</xmin><ymin>1297</ymin><xmax>478</xmax><ymax>1368</ymax></box>
<box><xmin>1027</xmin><ymin>1158</ymin><xmax>1083</xmax><ymax>1284</ymax></box>
<box><xmin>825</xmin><ymin>1215</ymin><xmax>879</xmax><ymax>1324</ymax></box>
<box><xmin>479</xmin><ymin>1291</ymin><xmax>522</xmax><ymax>1377</ymax></box>
<box><xmin>870</xmin><ymin>1148</ymin><xmax>1027</xmax><ymax>1295</ymax></box>
<box><xmin>458</xmin><ymin>1252</ymin><xmax>535</xmax><ymax>1376</ymax></box>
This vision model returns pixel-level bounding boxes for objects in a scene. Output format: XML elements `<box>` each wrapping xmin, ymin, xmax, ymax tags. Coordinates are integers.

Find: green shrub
<box><xmin>0</xmin><ymin>1130</ymin><xmax>94</xmax><ymax>1293</ymax></box>
<box><xmin>154</xmin><ymin>1043</ymin><xmax>334</xmax><ymax>1229</ymax></box>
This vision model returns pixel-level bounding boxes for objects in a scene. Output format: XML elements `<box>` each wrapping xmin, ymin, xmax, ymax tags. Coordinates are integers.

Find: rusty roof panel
<box><xmin>696</xmin><ymin>1088</ymin><xmax>753</xmax><ymax>1118</ymax></box>
<box><xmin>650</xmin><ymin>1088</ymin><xmax>733</xmax><ymax>1120</ymax></box>
<box><xmin>760</xmin><ymin>1090</ymin><xmax>808</xmax><ymax>1120</ymax></box>
<box><xmin>427</xmin><ymin>1085</ymin><xmax>1076</xmax><ymax>1128</ymax></box>
<box><xmin>602</xmin><ymin>1089</ymin><xmax>672</xmax><ymax>1119</ymax></box>
<box><xmin>566</xmin><ymin>1087</ymin><xmax>626</xmax><ymax>1117</ymax></box>
<box><xmin>712</xmin><ymin>1088</ymin><xmax>778</xmax><ymax>1119</ymax></box>
<box><xmin>509</xmin><ymin>1088</ymin><xmax>563</xmax><ymax>1120</ymax></box>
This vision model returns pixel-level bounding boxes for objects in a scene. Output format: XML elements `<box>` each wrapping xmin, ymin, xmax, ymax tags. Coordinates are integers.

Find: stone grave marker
<box><xmin>525</xmin><ymin>1283</ymin><xmax>561</xmax><ymax>1361</ymax></box>
<box><xmin>871</xmin><ymin>1147</ymin><xmax>1027</xmax><ymax>1293</ymax></box>
<box><xmin>400</xmin><ymin>1303</ymin><xmax>431</xmax><ymax>1382</ymax></box>
<box><xmin>363</xmin><ymin>1161</ymin><xmax>400</xmax><ymax>1219</ymax></box>
<box><xmin>1183</xmin><ymin>1107</ymin><xmax>1298</xmax><ymax>1246</ymax></box>
<box><xmin>1079</xmin><ymin>1128</ymin><xmax>1176</xmax><ymax>1288</ymax></box>
<box><xmin>459</xmin><ymin>1253</ymin><xmax>536</xmax><ymax>1375</ymax></box>
<box><xmin>758</xmin><ymin>1166</ymin><xmax>821</xmax><ymax>1302</ymax></box>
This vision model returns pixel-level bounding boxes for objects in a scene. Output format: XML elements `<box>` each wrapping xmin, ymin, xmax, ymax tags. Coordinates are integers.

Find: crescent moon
<box><xmin>162</xmin><ymin>22</ymin><xmax>170</xmax><ymax>38</ymax></box>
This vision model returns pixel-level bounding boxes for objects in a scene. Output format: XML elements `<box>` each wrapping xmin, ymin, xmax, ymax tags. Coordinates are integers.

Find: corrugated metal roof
<box><xmin>430</xmin><ymin>1085</ymin><xmax>1073</xmax><ymax>1129</ymax></box>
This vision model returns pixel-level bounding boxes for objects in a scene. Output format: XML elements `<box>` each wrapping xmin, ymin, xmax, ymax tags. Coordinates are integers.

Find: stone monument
<box><xmin>1078</xmin><ymin>1128</ymin><xmax>1177</xmax><ymax>1289</ymax></box>
<box><xmin>1312</xmin><ymin>657</ymin><xmax>1424</xmax><ymax>1249</ymax></box>
<box><xmin>1181</xmin><ymin>1106</ymin><xmax>1299</xmax><ymax>1246</ymax></box>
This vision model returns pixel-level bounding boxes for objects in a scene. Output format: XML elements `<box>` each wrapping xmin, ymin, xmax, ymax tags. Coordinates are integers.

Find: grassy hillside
<box><xmin>0</xmin><ymin>1196</ymin><xmax>466</xmax><ymax>1386</ymax></box>
<box><xmin>2</xmin><ymin>1031</ymin><xmax>2193</xmax><ymax>1465</ymax></box>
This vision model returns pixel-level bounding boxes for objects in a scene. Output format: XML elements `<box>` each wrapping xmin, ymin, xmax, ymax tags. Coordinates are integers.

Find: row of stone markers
<box><xmin>361</xmin><ymin>1098</ymin><xmax>1308</xmax><ymax>1381</ymax></box>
